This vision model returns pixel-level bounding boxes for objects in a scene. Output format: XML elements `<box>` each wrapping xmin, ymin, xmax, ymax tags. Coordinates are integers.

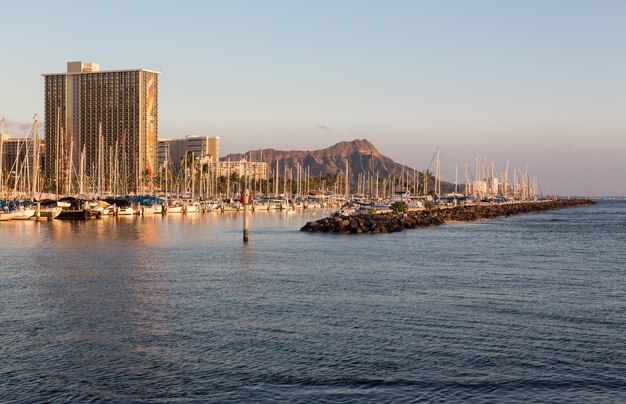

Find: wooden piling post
<box><xmin>243</xmin><ymin>188</ymin><xmax>250</xmax><ymax>242</ymax></box>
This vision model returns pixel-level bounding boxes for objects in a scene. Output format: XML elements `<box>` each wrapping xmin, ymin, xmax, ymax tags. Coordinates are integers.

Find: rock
<box><xmin>301</xmin><ymin>199</ymin><xmax>596</xmax><ymax>234</ymax></box>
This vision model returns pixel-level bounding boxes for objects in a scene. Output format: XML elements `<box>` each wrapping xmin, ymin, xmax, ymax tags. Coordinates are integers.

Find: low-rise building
<box><xmin>0</xmin><ymin>134</ymin><xmax>45</xmax><ymax>176</ymax></box>
<box><xmin>208</xmin><ymin>159</ymin><xmax>268</xmax><ymax>180</ymax></box>
<box><xmin>158</xmin><ymin>135</ymin><xmax>220</xmax><ymax>172</ymax></box>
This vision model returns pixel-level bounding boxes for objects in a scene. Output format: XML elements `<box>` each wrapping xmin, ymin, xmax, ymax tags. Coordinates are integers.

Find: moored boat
<box><xmin>11</xmin><ymin>208</ymin><xmax>35</xmax><ymax>220</ymax></box>
<box><xmin>116</xmin><ymin>206</ymin><xmax>135</xmax><ymax>216</ymax></box>
<box><xmin>184</xmin><ymin>202</ymin><xmax>199</xmax><ymax>213</ymax></box>
<box><xmin>56</xmin><ymin>197</ymin><xmax>99</xmax><ymax>220</ymax></box>
<box><xmin>166</xmin><ymin>200</ymin><xmax>184</xmax><ymax>213</ymax></box>
<box><xmin>141</xmin><ymin>205</ymin><xmax>156</xmax><ymax>215</ymax></box>
<box><xmin>39</xmin><ymin>206</ymin><xmax>63</xmax><ymax>219</ymax></box>
<box><xmin>0</xmin><ymin>211</ymin><xmax>17</xmax><ymax>221</ymax></box>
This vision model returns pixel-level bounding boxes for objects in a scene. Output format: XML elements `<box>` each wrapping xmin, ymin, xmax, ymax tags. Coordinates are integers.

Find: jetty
<box><xmin>300</xmin><ymin>199</ymin><xmax>596</xmax><ymax>234</ymax></box>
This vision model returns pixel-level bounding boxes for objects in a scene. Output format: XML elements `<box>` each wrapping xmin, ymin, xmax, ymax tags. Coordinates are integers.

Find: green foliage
<box><xmin>390</xmin><ymin>201</ymin><xmax>408</xmax><ymax>212</ymax></box>
<box><xmin>424</xmin><ymin>201</ymin><xmax>436</xmax><ymax>210</ymax></box>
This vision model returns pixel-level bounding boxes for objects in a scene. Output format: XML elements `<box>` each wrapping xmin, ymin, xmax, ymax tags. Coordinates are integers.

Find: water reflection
<box><xmin>18</xmin><ymin>216</ymin><xmax>176</xmax><ymax>395</ymax></box>
<box><xmin>3</xmin><ymin>204</ymin><xmax>623</xmax><ymax>402</ymax></box>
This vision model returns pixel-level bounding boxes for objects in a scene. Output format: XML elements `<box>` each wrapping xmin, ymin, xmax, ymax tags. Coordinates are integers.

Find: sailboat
<box><xmin>35</xmin><ymin>199</ymin><xmax>65</xmax><ymax>219</ymax></box>
<box><xmin>0</xmin><ymin>210</ymin><xmax>17</xmax><ymax>221</ymax></box>
<box><xmin>11</xmin><ymin>206</ymin><xmax>35</xmax><ymax>220</ymax></box>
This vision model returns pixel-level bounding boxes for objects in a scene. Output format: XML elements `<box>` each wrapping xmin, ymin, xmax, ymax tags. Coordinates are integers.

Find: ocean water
<box><xmin>0</xmin><ymin>200</ymin><xmax>624</xmax><ymax>403</ymax></box>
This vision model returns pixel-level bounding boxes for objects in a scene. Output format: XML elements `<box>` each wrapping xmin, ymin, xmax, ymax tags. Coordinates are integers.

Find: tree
<box><xmin>390</xmin><ymin>201</ymin><xmax>408</xmax><ymax>212</ymax></box>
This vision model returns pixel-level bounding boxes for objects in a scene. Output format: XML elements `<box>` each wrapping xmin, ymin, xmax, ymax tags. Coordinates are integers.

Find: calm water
<box><xmin>1</xmin><ymin>201</ymin><xmax>625</xmax><ymax>403</ymax></box>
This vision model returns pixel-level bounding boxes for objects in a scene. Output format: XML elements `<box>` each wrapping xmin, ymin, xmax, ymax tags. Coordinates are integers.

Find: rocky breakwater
<box><xmin>300</xmin><ymin>199</ymin><xmax>596</xmax><ymax>234</ymax></box>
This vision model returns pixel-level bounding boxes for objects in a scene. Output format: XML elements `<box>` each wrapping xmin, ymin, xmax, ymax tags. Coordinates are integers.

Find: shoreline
<box><xmin>300</xmin><ymin>199</ymin><xmax>597</xmax><ymax>234</ymax></box>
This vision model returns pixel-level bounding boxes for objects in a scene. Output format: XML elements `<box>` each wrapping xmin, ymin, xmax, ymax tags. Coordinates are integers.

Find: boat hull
<box><xmin>57</xmin><ymin>210</ymin><xmax>93</xmax><ymax>220</ymax></box>
<box><xmin>11</xmin><ymin>209</ymin><xmax>35</xmax><ymax>220</ymax></box>
<box><xmin>116</xmin><ymin>207</ymin><xmax>135</xmax><ymax>216</ymax></box>
<box><xmin>166</xmin><ymin>206</ymin><xmax>183</xmax><ymax>214</ymax></box>
<box><xmin>0</xmin><ymin>212</ymin><xmax>17</xmax><ymax>221</ymax></box>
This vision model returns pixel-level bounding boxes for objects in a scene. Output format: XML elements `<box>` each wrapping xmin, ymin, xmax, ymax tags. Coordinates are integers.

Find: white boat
<box><xmin>184</xmin><ymin>202</ymin><xmax>199</xmax><ymax>213</ymax></box>
<box><xmin>153</xmin><ymin>204</ymin><xmax>164</xmax><ymax>214</ymax></box>
<box><xmin>204</xmin><ymin>202</ymin><xmax>220</xmax><ymax>212</ymax></box>
<box><xmin>271</xmin><ymin>200</ymin><xmax>289</xmax><ymax>210</ymax></box>
<box><xmin>39</xmin><ymin>206</ymin><xmax>63</xmax><ymax>219</ymax></box>
<box><xmin>254</xmin><ymin>201</ymin><xmax>270</xmax><ymax>210</ymax></box>
<box><xmin>166</xmin><ymin>203</ymin><xmax>183</xmax><ymax>213</ymax></box>
<box><xmin>12</xmin><ymin>208</ymin><xmax>35</xmax><ymax>220</ymax></box>
<box><xmin>116</xmin><ymin>206</ymin><xmax>135</xmax><ymax>216</ymax></box>
<box><xmin>35</xmin><ymin>200</ymin><xmax>67</xmax><ymax>219</ymax></box>
<box><xmin>141</xmin><ymin>205</ymin><xmax>156</xmax><ymax>215</ymax></box>
<box><xmin>335</xmin><ymin>204</ymin><xmax>356</xmax><ymax>216</ymax></box>
<box><xmin>88</xmin><ymin>201</ymin><xmax>110</xmax><ymax>217</ymax></box>
<box><xmin>0</xmin><ymin>211</ymin><xmax>17</xmax><ymax>221</ymax></box>
<box><xmin>221</xmin><ymin>203</ymin><xmax>240</xmax><ymax>212</ymax></box>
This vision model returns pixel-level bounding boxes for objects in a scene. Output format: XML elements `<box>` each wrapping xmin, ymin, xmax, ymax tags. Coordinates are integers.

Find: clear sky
<box><xmin>1</xmin><ymin>0</ymin><xmax>625</xmax><ymax>195</ymax></box>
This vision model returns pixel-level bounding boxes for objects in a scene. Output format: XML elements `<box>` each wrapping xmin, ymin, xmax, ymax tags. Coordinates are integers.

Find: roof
<box><xmin>42</xmin><ymin>68</ymin><xmax>161</xmax><ymax>77</ymax></box>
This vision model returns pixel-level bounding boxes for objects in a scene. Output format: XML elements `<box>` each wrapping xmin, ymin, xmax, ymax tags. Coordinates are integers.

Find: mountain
<box><xmin>222</xmin><ymin>139</ymin><xmax>459</xmax><ymax>193</ymax></box>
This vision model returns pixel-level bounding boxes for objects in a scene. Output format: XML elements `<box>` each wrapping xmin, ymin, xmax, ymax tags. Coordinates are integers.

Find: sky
<box><xmin>1</xmin><ymin>0</ymin><xmax>625</xmax><ymax>195</ymax></box>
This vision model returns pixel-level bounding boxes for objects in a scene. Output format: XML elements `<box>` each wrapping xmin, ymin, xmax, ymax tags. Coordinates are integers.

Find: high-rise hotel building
<box><xmin>42</xmin><ymin>61</ymin><xmax>159</xmax><ymax>188</ymax></box>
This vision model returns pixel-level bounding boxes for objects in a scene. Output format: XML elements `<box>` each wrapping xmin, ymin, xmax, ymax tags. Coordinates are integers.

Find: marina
<box><xmin>2</xmin><ymin>115</ymin><xmax>554</xmax><ymax>224</ymax></box>
<box><xmin>2</xmin><ymin>2</ymin><xmax>624</xmax><ymax>401</ymax></box>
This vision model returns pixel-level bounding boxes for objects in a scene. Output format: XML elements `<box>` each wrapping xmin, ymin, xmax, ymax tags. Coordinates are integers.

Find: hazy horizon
<box><xmin>1</xmin><ymin>1</ymin><xmax>624</xmax><ymax>196</ymax></box>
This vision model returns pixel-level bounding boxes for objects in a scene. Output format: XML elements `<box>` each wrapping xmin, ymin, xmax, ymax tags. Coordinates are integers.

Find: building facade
<box><xmin>156</xmin><ymin>136</ymin><xmax>266</xmax><ymax>180</ymax></box>
<box><xmin>208</xmin><ymin>159</ymin><xmax>268</xmax><ymax>181</ymax></box>
<box><xmin>185</xmin><ymin>135</ymin><xmax>219</xmax><ymax>162</ymax></box>
<box><xmin>157</xmin><ymin>138</ymin><xmax>172</xmax><ymax>167</ymax></box>
<box><xmin>42</xmin><ymin>61</ymin><xmax>159</xmax><ymax>191</ymax></box>
<box><xmin>1</xmin><ymin>134</ymin><xmax>45</xmax><ymax>174</ymax></box>
<box><xmin>157</xmin><ymin>135</ymin><xmax>220</xmax><ymax>172</ymax></box>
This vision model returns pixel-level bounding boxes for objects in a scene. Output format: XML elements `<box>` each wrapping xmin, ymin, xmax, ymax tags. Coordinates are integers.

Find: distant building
<box><xmin>186</xmin><ymin>135</ymin><xmax>219</xmax><ymax>162</ymax></box>
<box><xmin>471</xmin><ymin>180</ymin><xmax>488</xmax><ymax>196</ymax></box>
<box><xmin>155</xmin><ymin>136</ymin><xmax>266</xmax><ymax>179</ymax></box>
<box><xmin>42</xmin><ymin>61</ymin><xmax>160</xmax><ymax>190</ymax></box>
<box><xmin>157</xmin><ymin>135</ymin><xmax>220</xmax><ymax>172</ymax></box>
<box><xmin>0</xmin><ymin>133</ymin><xmax>45</xmax><ymax>178</ymax></box>
<box><xmin>157</xmin><ymin>138</ymin><xmax>172</xmax><ymax>167</ymax></box>
<box><xmin>208</xmin><ymin>159</ymin><xmax>268</xmax><ymax>180</ymax></box>
<box><xmin>487</xmin><ymin>177</ymin><xmax>499</xmax><ymax>195</ymax></box>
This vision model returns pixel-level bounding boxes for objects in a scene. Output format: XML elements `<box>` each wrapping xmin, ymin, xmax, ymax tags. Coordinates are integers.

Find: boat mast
<box><xmin>504</xmin><ymin>160</ymin><xmax>509</xmax><ymax>198</ymax></box>
<box><xmin>191</xmin><ymin>152</ymin><xmax>195</xmax><ymax>198</ymax></box>
<box><xmin>13</xmin><ymin>138</ymin><xmax>21</xmax><ymax>194</ymax></box>
<box><xmin>55</xmin><ymin>113</ymin><xmax>60</xmax><ymax>200</ymax></box>
<box><xmin>97</xmin><ymin>123</ymin><xmax>102</xmax><ymax>196</ymax></box>
<box><xmin>0</xmin><ymin>117</ymin><xmax>4</xmax><ymax>197</ymax></box>
<box><xmin>79</xmin><ymin>145</ymin><xmax>86</xmax><ymax>195</ymax></box>
<box><xmin>455</xmin><ymin>164</ymin><xmax>458</xmax><ymax>195</ymax></box>
<box><xmin>345</xmin><ymin>158</ymin><xmax>349</xmax><ymax>197</ymax></box>
<box><xmin>274</xmin><ymin>159</ymin><xmax>278</xmax><ymax>196</ymax></box>
<box><xmin>67</xmin><ymin>132</ymin><xmax>73</xmax><ymax>196</ymax></box>
<box><xmin>31</xmin><ymin>115</ymin><xmax>40</xmax><ymax>199</ymax></box>
<box><xmin>465</xmin><ymin>162</ymin><xmax>468</xmax><ymax>196</ymax></box>
<box><xmin>226</xmin><ymin>157</ymin><xmax>230</xmax><ymax>197</ymax></box>
<box><xmin>435</xmin><ymin>147</ymin><xmax>441</xmax><ymax>197</ymax></box>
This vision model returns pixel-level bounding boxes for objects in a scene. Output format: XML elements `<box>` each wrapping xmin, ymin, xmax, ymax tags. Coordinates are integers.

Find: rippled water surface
<box><xmin>1</xmin><ymin>201</ymin><xmax>625</xmax><ymax>403</ymax></box>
